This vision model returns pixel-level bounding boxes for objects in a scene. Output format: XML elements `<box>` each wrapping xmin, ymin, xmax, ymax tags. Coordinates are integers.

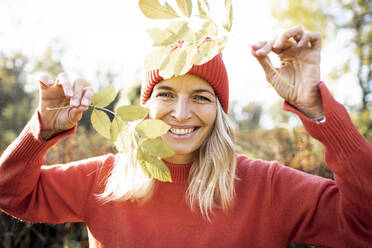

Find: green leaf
<box><xmin>91</xmin><ymin>85</ymin><xmax>117</xmax><ymax>107</ymax></box>
<box><xmin>222</xmin><ymin>0</ymin><xmax>233</xmax><ymax>31</ymax></box>
<box><xmin>116</xmin><ymin>105</ymin><xmax>149</xmax><ymax>121</ymax></box>
<box><xmin>166</xmin><ymin>21</ymin><xmax>193</xmax><ymax>41</ymax></box>
<box><xmin>139</xmin><ymin>0</ymin><xmax>179</xmax><ymax>19</ymax></box>
<box><xmin>141</xmin><ymin>153</ymin><xmax>172</xmax><ymax>182</ymax></box>
<box><xmin>176</xmin><ymin>0</ymin><xmax>192</xmax><ymax>17</ymax></box>
<box><xmin>91</xmin><ymin>108</ymin><xmax>111</xmax><ymax>139</ymax></box>
<box><xmin>144</xmin><ymin>46</ymin><xmax>172</xmax><ymax>71</ymax></box>
<box><xmin>110</xmin><ymin>116</ymin><xmax>124</xmax><ymax>142</ymax></box>
<box><xmin>135</xmin><ymin>119</ymin><xmax>170</xmax><ymax>138</ymax></box>
<box><xmin>197</xmin><ymin>0</ymin><xmax>208</xmax><ymax>19</ymax></box>
<box><xmin>192</xmin><ymin>39</ymin><xmax>219</xmax><ymax>65</ymax></box>
<box><xmin>146</xmin><ymin>28</ymin><xmax>177</xmax><ymax>47</ymax></box>
<box><xmin>114</xmin><ymin>122</ymin><xmax>132</xmax><ymax>153</ymax></box>
<box><xmin>142</xmin><ymin>138</ymin><xmax>175</xmax><ymax>158</ymax></box>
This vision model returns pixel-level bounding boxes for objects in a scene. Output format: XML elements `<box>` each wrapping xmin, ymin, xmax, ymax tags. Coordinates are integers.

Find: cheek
<box><xmin>148</xmin><ymin>101</ymin><xmax>168</xmax><ymax>119</ymax></box>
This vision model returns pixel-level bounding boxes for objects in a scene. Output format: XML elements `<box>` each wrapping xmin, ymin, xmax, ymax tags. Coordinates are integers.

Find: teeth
<box><xmin>170</xmin><ymin>128</ymin><xmax>195</xmax><ymax>135</ymax></box>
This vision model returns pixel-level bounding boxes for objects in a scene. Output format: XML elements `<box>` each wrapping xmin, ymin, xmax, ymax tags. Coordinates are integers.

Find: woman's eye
<box><xmin>157</xmin><ymin>92</ymin><xmax>172</xmax><ymax>98</ymax></box>
<box><xmin>194</xmin><ymin>95</ymin><xmax>211</xmax><ymax>102</ymax></box>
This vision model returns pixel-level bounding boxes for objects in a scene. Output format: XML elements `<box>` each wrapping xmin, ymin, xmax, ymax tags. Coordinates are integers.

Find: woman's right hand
<box><xmin>38</xmin><ymin>73</ymin><xmax>95</xmax><ymax>140</ymax></box>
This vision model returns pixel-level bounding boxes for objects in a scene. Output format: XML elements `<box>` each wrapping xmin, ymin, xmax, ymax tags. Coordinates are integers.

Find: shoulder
<box><xmin>236</xmin><ymin>154</ymin><xmax>279</xmax><ymax>178</ymax></box>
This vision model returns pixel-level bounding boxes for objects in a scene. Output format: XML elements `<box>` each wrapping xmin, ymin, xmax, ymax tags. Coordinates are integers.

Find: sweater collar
<box><xmin>163</xmin><ymin>160</ymin><xmax>192</xmax><ymax>184</ymax></box>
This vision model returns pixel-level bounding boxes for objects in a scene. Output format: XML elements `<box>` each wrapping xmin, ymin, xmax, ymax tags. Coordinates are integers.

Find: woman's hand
<box><xmin>38</xmin><ymin>73</ymin><xmax>94</xmax><ymax>140</ymax></box>
<box><xmin>251</xmin><ymin>25</ymin><xmax>324</xmax><ymax>119</ymax></box>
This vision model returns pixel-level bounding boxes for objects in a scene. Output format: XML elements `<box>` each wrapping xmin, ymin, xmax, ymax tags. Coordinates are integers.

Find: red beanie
<box><xmin>141</xmin><ymin>53</ymin><xmax>229</xmax><ymax>113</ymax></box>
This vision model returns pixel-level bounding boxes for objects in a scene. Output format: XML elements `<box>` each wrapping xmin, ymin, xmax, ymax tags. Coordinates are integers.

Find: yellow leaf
<box><xmin>192</xmin><ymin>39</ymin><xmax>219</xmax><ymax>65</ymax></box>
<box><xmin>135</xmin><ymin>119</ymin><xmax>170</xmax><ymax>138</ymax></box>
<box><xmin>166</xmin><ymin>21</ymin><xmax>193</xmax><ymax>41</ymax></box>
<box><xmin>91</xmin><ymin>109</ymin><xmax>111</xmax><ymax>139</ymax></box>
<box><xmin>159</xmin><ymin>48</ymin><xmax>180</xmax><ymax>79</ymax></box>
<box><xmin>110</xmin><ymin>116</ymin><xmax>124</xmax><ymax>142</ymax></box>
<box><xmin>146</xmin><ymin>28</ymin><xmax>177</xmax><ymax>46</ymax></box>
<box><xmin>116</xmin><ymin>105</ymin><xmax>149</xmax><ymax>121</ymax></box>
<box><xmin>223</xmin><ymin>0</ymin><xmax>233</xmax><ymax>31</ymax></box>
<box><xmin>144</xmin><ymin>46</ymin><xmax>172</xmax><ymax>71</ymax></box>
<box><xmin>218</xmin><ymin>36</ymin><xmax>228</xmax><ymax>53</ymax></box>
<box><xmin>197</xmin><ymin>0</ymin><xmax>208</xmax><ymax>19</ymax></box>
<box><xmin>142</xmin><ymin>138</ymin><xmax>175</xmax><ymax>158</ymax></box>
<box><xmin>176</xmin><ymin>0</ymin><xmax>192</xmax><ymax>17</ymax></box>
<box><xmin>174</xmin><ymin>46</ymin><xmax>196</xmax><ymax>76</ymax></box>
<box><xmin>139</xmin><ymin>0</ymin><xmax>179</xmax><ymax>19</ymax></box>
<box><xmin>137</xmin><ymin>149</ymin><xmax>153</xmax><ymax>178</ymax></box>
<box><xmin>91</xmin><ymin>85</ymin><xmax>117</xmax><ymax>107</ymax></box>
<box><xmin>114</xmin><ymin>122</ymin><xmax>132</xmax><ymax>153</ymax></box>
<box><xmin>142</xmin><ymin>154</ymin><xmax>172</xmax><ymax>182</ymax></box>
<box><xmin>202</xmin><ymin>19</ymin><xmax>218</xmax><ymax>37</ymax></box>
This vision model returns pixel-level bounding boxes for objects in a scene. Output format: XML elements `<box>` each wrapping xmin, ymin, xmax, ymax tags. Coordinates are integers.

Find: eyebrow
<box><xmin>154</xmin><ymin>85</ymin><xmax>216</xmax><ymax>97</ymax></box>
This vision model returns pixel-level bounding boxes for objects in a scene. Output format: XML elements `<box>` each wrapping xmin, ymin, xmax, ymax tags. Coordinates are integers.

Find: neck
<box><xmin>164</xmin><ymin>153</ymin><xmax>196</xmax><ymax>164</ymax></box>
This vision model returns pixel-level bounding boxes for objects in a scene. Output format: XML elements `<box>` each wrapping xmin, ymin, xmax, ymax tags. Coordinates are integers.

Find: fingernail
<box><xmin>47</xmin><ymin>80</ymin><xmax>54</xmax><ymax>85</ymax></box>
<box><xmin>71</xmin><ymin>99</ymin><xmax>80</xmax><ymax>106</ymax></box>
<box><xmin>81</xmin><ymin>98</ymin><xmax>90</xmax><ymax>106</ymax></box>
<box><xmin>67</xmin><ymin>90</ymin><xmax>74</xmax><ymax>97</ymax></box>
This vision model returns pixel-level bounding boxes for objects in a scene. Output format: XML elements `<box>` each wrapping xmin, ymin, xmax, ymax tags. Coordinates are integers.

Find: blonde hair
<box><xmin>98</xmin><ymin>100</ymin><xmax>237</xmax><ymax>219</ymax></box>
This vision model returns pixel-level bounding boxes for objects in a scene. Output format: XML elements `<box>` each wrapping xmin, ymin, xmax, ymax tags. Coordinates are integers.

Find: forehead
<box><xmin>154</xmin><ymin>74</ymin><xmax>214</xmax><ymax>92</ymax></box>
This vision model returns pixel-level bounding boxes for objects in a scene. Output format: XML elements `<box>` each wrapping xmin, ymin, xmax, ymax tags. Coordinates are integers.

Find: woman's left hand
<box><xmin>251</xmin><ymin>25</ymin><xmax>324</xmax><ymax>119</ymax></box>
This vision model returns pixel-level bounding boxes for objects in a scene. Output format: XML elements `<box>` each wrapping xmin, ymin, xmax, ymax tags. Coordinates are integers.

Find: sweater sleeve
<box><xmin>0</xmin><ymin>112</ymin><xmax>113</xmax><ymax>224</ymax></box>
<box><xmin>271</xmin><ymin>82</ymin><xmax>372</xmax><ymax>247</ymax></box>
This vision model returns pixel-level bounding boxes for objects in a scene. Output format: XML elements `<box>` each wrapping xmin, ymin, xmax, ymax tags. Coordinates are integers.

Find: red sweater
<box><xmin>0</xmin><ymin>83</ymin><xmax>371</xmax><ymax>247</ymax></box>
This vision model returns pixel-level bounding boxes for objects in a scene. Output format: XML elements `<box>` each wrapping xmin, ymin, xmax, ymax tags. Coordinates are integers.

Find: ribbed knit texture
<box><xmin>142</xmin><ymin>53</ymin><xmax>229</xmax><ymax>113</ymax></box>
<box><xmin>1</xmin><ymin>83</ymin><xmax>372</xmax><ymax>247</ymax></box>
<box><xmin>163</xmin><ymin>160</ymin><xmax>192</xmax><ymax>184</ymax></box>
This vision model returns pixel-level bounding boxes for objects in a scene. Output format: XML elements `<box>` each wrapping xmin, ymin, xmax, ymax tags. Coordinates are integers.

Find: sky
<box><xmin>0</xmin><ymin>0</ymin><xmax>363</xmax><ymax>124</ymax></box>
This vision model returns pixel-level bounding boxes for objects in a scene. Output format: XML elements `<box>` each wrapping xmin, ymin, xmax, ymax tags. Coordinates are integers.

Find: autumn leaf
<box><xmin>176</xmin><ymin>0</ymin><xmax>192</xmax><ymax>17</ymax></box>
<box><xmin>116</xmin><ymin>105</ymin><xmax>149</xmax><ymax>121</ymax></box>
<box><xmin>136</xmin><ymin>119</ymin><xmax>170</xmax><ymax>138</ymax></box>
<box><xmin>91</xmin><ymin>85</ymin><xmax>117</xmax><ymax>107</ymax></box>
<box><xmin>139</xmin><ymin>0</ymin><xmax>179</xmax><ymax>19</ymax></box>
<box><xmin>146</xmin><ymin>28</ymin><xmax>177</xmax><ymax>47</ymax></box>
<box><xmin>91</xmin><ymin>108</ymin><xmax>111</xmax><ymax>139</ymax></box>
<box><xmin>142</xmin><ymin>138</ymin><xmax>175</xmax><ymax>158</ymax></box>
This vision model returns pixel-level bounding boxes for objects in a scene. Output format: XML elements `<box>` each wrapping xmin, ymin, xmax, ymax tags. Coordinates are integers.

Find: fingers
<box><xmin>297</xmin><ymin>32</ymin><xmax>321</xmax><ymax>49</ymax></box>
<box><xmin>273</xmin><ymin>25</ymin><xmax>304</xmax><ymax>49</ymax></box>
<box><xmin>39</xmin><ymin>74</ymin><xmax>54</xmax><ymax>89</ymax></box>
<box><xmin>56</xmin><ymin>72</ymin><xmax>74</xmax><ymax>97</ymax></box>
<box><xmin>251</xmin><ymin>40</ymin><xmax>275</xmax><ymax>57</ymax></box>
<box><xmin>70</xmin><ymin>78</ymin><xmax>86</xmax><ymax>107</ymax></box>
<box><xmin>68</xmin><ymin>87</ymin><xmax>94</xmax><ymax>122</ymax></box>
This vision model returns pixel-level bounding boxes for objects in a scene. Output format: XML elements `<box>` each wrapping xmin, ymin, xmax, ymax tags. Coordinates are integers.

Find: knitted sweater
<box><xmin>0</xmin><ymin>83</ymin><xmax>371</xmax><ymax>248</ymax></box>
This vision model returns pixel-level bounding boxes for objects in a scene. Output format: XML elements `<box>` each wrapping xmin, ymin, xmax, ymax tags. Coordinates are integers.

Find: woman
<box><xmin>1</xmin><ymin>26</ymin><xmax>371</xmax><ymax>247</ymax></box>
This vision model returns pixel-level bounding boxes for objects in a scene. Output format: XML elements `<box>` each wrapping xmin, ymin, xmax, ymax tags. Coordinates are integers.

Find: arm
<box><xmin>268</xmin><ymin>83</ymin><xmax>372</xmax><ymax>247</ymax></box>
<box><xmin>0</xmin><ymin>111</ymin><xmax>112</xmax><ymax>224</ymax></box>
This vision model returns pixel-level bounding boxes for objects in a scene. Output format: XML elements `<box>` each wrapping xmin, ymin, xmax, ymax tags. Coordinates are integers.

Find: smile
<box><xmin>168</xmin><ymin>127</ymin><xmax>200</xmax><ymax>139</ymax></box>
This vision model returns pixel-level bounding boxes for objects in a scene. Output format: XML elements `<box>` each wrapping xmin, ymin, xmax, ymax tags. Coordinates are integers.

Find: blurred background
<box><xmin>0</xmin><ymin>0</ymin><xmax>371</xmax><ymax>247</ymax></box>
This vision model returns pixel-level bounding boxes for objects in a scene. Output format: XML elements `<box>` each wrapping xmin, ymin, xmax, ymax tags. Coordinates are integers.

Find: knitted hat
<box><xmin>141</xmin><ymin>53</ymin><xmax>229</xmax><ymax>113</ymax></box>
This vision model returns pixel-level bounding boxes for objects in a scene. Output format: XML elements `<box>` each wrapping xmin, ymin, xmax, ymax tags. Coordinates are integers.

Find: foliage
<box><xmin>83</xmin><ymin>86</ymin><xmax>174</xmax><ymax>182</ymax></box>
<box><xmin>140</xmin><ymin>0</ymin><xmax>231</xmax><ymax>79</ymax></box>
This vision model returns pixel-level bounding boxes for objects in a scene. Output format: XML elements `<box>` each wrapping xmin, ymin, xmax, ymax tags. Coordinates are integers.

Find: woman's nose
<box><xmin>171</xmin><ymin>99</ymin><xmax>192</xmax><ymax>121</ymax></box>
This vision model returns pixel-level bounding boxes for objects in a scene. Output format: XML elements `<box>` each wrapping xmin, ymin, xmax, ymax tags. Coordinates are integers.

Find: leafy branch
<box><xmin>48</xmin><ymin>85</ymin><xmax>174</xmax><ymax>182</ymax></box>
<box><xmin>139</xmin><ymin>0</ymin><xmax>294</xmax><ymax>88</ymax></box>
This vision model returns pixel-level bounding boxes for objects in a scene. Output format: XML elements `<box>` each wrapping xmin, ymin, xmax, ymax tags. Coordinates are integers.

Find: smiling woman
<box><xmin>1</xmin><ymin>26</ymin><xmax>372</xmax><ymax>247</ymax></box>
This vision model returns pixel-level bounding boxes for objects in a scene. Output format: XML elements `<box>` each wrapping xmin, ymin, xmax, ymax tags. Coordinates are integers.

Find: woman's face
<box><xmin>148</xmin><ymin>74</ymin><xmax>217</xmax><ymax>164</ymax></box>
